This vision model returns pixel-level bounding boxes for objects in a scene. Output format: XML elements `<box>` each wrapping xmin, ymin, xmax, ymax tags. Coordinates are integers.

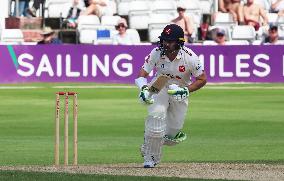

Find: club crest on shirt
<box><xmin>179</xmin><ymin>65</ymin><xmax>185</xmax><ymax>72</ymax></box>
<box><xmin>196</xmin><ymin>64</ymin><xmax>201</xmax><ymax>70</ymax></box>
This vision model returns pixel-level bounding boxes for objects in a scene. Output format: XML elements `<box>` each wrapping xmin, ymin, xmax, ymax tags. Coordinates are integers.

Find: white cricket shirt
<box><xmin>142</xmin><ymin>47</ymin><xmax>204</xmax><ymax>87</ymax></box>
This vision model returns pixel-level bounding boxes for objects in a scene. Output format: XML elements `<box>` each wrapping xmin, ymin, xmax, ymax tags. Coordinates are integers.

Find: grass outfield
<box><xmin>0</xmin><ymin>83</ymin><xmax>283</xmax><ymax>167</ymax></box>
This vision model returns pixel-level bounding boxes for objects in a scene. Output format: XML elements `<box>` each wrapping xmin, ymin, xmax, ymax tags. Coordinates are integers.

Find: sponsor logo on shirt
<box><xmin>196</xmin><ymin>64</ymin><xmax>201</xmax><ymax>70</ymax></box>
<box><xmin>179</xmin><ymin>65</ymin><xmax>185</xmax><ymax>72</ymax></box>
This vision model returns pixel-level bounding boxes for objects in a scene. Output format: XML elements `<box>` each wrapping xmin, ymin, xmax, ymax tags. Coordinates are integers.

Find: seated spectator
<box><xmin>13</xmin><ymin>0</ymin><xmax>30</xmax><ymax>17</ymax></box>
<box><xmin>213</xmin><ymin>28</ymin><xmax>227</xmax><ymax>45</ymax></box>
<box><xmin>171</xmin><ymin>2</ymin><xmax>194</xmax><ymax>43</ymax></box>
<box><xmin>37</xmin><ymin>27</ymin><xmax>62</xmax><ymax>44</ymax></box>
<box><xmin>112</xmin><ymin>18</ymin><xmax>136</xmax><ymax>45</ymax></box>
<box><xmin>84</xmin><ymin>0</ymin><xmax>90</xmax><ymax>7</ymax></box>
<box><xmin>65</xmin><ymin>0</ymin><xmax>81</xmax><ymax>28</ymax></box>
<box><xmin>27</xmin><ymin>0</ymin><xmax>45</xmax><ymax>17</ymax></box>
<box><xmin>231</xmin><ymin>0</ymin><xmax>242</xmax><ymax>22</ymax></box>
<box><xmin>80</xmin><ymin>0</ymin><xmax>111</xmax><ymax>17</ymax></box>
<box><xmin>217</xmin><ymin>0</ymin><xmax>238</xmax><ymax>22</ymax></box>
<box><xmin>262</xmin><ymin>23</ymin><xmax>284</xmax><ymax>44</ymax></box>
<box><xmin>271</xmin><ymin>0</ymin><xmax>284</xmax><ymax>13</ymax></box>
<box><xmin>239</xmin><ymin>0</ymin><xmax>268</xmax><ymax>30</ymax></box>
<box><xmin>278</xmin><ymin>9</ymin><xmax>284</xmax><ymax>16</ymax></box>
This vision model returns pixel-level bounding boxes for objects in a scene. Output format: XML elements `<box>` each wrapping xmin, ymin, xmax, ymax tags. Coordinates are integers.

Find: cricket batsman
<box><xmin>135</xmin><ymin>24</ymin><xmax>207</xmax><ymax>168</ymax></box>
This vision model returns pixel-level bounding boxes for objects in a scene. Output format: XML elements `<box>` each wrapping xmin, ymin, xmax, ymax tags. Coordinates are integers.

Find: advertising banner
<box><xmin>0</xmin><ymin>45</ymin><xmax>284</xmax><ymax>83</ymax></box>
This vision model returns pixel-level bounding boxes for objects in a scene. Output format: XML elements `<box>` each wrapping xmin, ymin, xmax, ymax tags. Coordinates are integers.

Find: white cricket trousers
<box><xmin>147</xmin><ymin>86</ymin><xmax>189</xmax><ymax>137</ymax></box>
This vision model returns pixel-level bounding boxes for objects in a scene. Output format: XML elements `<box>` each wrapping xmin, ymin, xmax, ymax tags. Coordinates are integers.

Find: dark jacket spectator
<box><xmin>37</xmin><ymin>27</ymin><xmax>62</xmax><ymax>44</ymax></box>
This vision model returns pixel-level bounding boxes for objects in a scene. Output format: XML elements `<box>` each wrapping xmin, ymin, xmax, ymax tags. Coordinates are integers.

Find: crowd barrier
<box><xmin>0</xmin><ymin>45</ymin><xmax>283</xmax><ymax>83</ymax></box>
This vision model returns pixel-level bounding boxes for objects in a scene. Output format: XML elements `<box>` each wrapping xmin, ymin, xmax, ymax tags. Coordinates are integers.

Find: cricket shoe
<box><xmin>143</xmin><ymin>160</ymin><xmax>156</xmax><ymax>168</ymax></box>
<box><xmin>143</xmin><ymin>156</ymin><xmax>158</xmax><ymax>168</ymax></box>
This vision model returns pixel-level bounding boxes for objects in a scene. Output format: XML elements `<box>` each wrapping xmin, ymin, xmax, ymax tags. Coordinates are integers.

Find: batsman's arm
<box><xmin>138</xmin><ymin>68</ymin><xmax>149</xmax><ymax>78</ymax></box>
<box><xmin>135</xmin><ymin>69</ymin><xmax>154</xmax><ymax>104</ymax></box>
<box><xmin>135</xmin><ymin>69</ymin><xmax>149</xmax><ymax>89</ymax></box>
<box><xmin>187</xmin><ymin>71</ymin><xmax>207</xmax><ymax>93</ymax></box>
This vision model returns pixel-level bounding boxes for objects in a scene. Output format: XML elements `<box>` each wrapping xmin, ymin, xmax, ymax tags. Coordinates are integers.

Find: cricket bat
<box><xmin>149</xmin><ymin>75</ymin><xmax>170</xmax><ymax>94</ymax></box>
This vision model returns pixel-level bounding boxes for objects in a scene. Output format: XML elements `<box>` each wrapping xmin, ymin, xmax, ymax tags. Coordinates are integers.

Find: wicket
<box><xmin>55</xmin><ymin>91</ymin><xmax>78</xmax><ymax>166</ymax></box>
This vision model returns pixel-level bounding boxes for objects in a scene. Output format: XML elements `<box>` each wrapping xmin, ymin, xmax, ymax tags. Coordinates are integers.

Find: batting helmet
<box><xmin>159</xmin><ymin>24</ymin><xmax>185</xmax><ymax>43</ymax></box>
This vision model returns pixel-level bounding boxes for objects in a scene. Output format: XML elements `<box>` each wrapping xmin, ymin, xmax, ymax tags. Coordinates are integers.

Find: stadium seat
<box><xmin>148</xmin><ymin>13</ymin><xmax>174</xmax><ymax>24</ymax></box>
<box><xmin>152</xmin><ymin>0</ymin><xmax>177</xmax><ymax>14</ymax></box>
<box><xmin>0</xmin><ymin>29</ymin><xmax>24</xmax><ymax>44</ymax></box>
<box><xmin>267</xmin><ymin>13</ymin><xmax>279</xmax><ymax>24</ymax></box>
<box><xmin>178</xmin><ymin>0</ymin><xmax>200</xmax><ymax>10</ymax></box>
<box><xmin>77</xmin><ymin>15</ymin><xmax>100</xmax><ymax>29</ymax></box>
<box><xmin>199</xmin><ymin>0</ymin><xmax>213</xmax><ymax>14</ymax></box>
<box><xmin>117</xmin><ymin>0</ymin><xmax>132</xmax><ymax>16</ymax></box>
<box><xmin>108</xmin><ymin>0</ymin><xmax>117</xmax><ymax>15</ymax></box>
<box><xmin>21</xmin><ymin>42</ymin><xmax>38</xmax><ymax>45</ymax></box>
<box><xmin>214</xmin><ymin>13</ymin><xmax>236</xmax><ymax>26</ymax></box>
<box><xmin>277</xmin><ymin>16</ymin><xmax>284</xmax><ymax>24</ymax></box>
<box><xmin>226</xmin><ymin>40</ymin><xmax>250</xmax><ymax>45</ymax></box>
<box><xmin>0</xmin><ymin>24</ymin><xmax>2</xmax><ymax>39</ymax></box>
<box><xmin>46</xmin><ymin>0</ymin><xmax>72</xmax><ymax>18</ymax></box>
<box><xmin>275</xmin><ymin>40</ymin><xmax>284</xmax><ymax>44</ymax></box>
<box><xmin>252</xmin><ymin>40</ymin><xmax>262</xmax><ymax>45</ymax></box>
<box><xmin>278</xmin><ymin>25</ymin><xmax>284</xmax><ymax>38</ymax></box>
<box><xmin>126</xmin><ymin>29</ymin><xmax>141</xmax><ymax>44</ymax></box>
<box><xmin>128</xmin><ymin>1</ymin><xmax>151</xmax><ymax>29</ymax></box>
<box><xmin>101</xmin><ymin>15</ymin><xmax>121</xmax><ymax>29</ymax></box>
<box><xmin>148</xmin><ymin>23</ymin><xmax>168</xmax><ymax>43</ymax></box>
<box><xmin>231</xmin><ymin>25</ymin><xmax>256</xmax><ymax>42</ymax></box>
<box><xmin>94</xmin><ymin>28</ymin><xmax>117</xmax><ymax>45</ymax></box>
<box><xmin>77</xmin><ymin>15</ymin><xmax>101</xmax><ymax>44</ymax></box>
<box><xmin>202</xmin><ymin>40</ymin><xmax>217</xmax><ymax>45</ymax></box>
<box><xmin>79</xmin><ymin>28</ymin><xmax>97</xmax><ymax>44</ymax></box>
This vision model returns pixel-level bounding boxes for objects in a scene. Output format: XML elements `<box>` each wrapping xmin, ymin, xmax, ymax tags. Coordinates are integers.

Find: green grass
<box><xmin>0</xmin><ymin>170</ymin><xmax>223</xmax><ymax>181</ymax></box>
<box><xmin>0</xmin><ymin>83</ymin><xmax>283</xmax><ymax>166</ymax></box>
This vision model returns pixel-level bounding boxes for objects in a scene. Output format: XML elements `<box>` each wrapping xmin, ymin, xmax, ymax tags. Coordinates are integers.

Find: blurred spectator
<box><xmin>80</xmin><ymin>0</ymin><xmax>110</xmax><ymax>17</ymax></box>
<box><xmin>112</xmin><ymin>18</ymin><xmax>135</xmax><ymax>45</ymax></box>
<box><xmin>240</xmin><ymin>0</ymin><xmax>268</xmax><ymax>30</ymax></box>
<box><xmin>271</xmin><ymin>0</ymin><xmax>284</xmax><ymax>13</ymax></box>
<box><xmin>171</xmin><ymin>2</ymin><xmax>194</xmax><ymax>43</ymax></box>
<box><xmin>65</xmin><ymin>0</ymin><xmax>81</xmax><ymax>28</ymax></box>
<box><xmin>84</xmin><ymin>0</ymin><xmax>90</xmax><ymax>7</ymax></box>
<box><xmin>231</xmin><ymin>0</ymin><xmax>242</xmax><ymax>22</ymax></box>
<box><xmin>37</xmin><ymin>27</ymin><xmax>62</xmax><ymax>44</ymax></box>
<box><xmin>199</xmin><ymin>14</ymin><xmax>211</xmax><ymax>40</ymax></box>
<box><xmin>262</xmin><ymin>23</ymin><xmax>284</xmax><ymax>44</ymax></box>
<box><xmin>200</xmin><ymin>22</ymin><xmax>209</xmax><ymax>40</ymax></box>
<box><xmin>213</xmin><ymin>28</ymin><xmax>227</xmax><ymax>45</ymax></box>
<box><xmin>278</xmin><ymin>9</ymin><xmax>284</xmax><ymax>15</ymax></box>
<box><xmin>13</xmin><ymin>0</ymin><xmax>30</xmax><ymax>17</ymax></box>
<box><xmin>27</xmin><ymin>0</ymin><xmax>45</xmax><ymax>17</ymax></box>
<box><xmin>217</xmin><ymin>0</ymin><xmax>238</xmax><ymax>21</ymax></box>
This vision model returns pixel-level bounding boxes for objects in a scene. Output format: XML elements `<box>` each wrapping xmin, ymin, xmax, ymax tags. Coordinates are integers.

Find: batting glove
<box><xmin>167</xmin><ymin>84</ymin><xmax>189</xmax><ymax>101</ymax></box>
<box><xmin>139</xmin><ymin>86</ymin><xmax>154</xmax><ymax>104</ymax></box>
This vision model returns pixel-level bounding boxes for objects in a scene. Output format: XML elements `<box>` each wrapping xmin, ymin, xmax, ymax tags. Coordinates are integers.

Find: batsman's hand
<box><xmin>168</xmin><ymin>84</ymin><xmax>189</xmax><ymax>101</ymax></box>
<box><xmin>139</xmin><ymin>86</ymin><xmax>154</xmax><ymax>104</ymax></box>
